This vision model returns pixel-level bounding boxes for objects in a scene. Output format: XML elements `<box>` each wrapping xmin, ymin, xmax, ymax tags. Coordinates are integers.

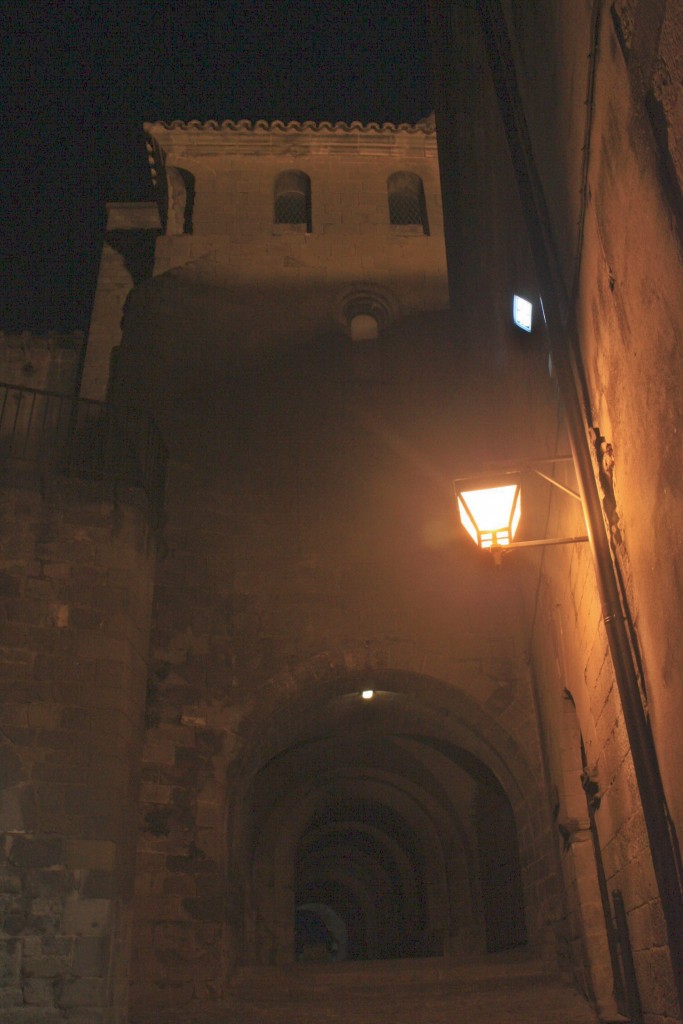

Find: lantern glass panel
<box><xmin>456</xmin><ymin>481</ymin><xmax>522</xmax><ymax>549</ymax></box>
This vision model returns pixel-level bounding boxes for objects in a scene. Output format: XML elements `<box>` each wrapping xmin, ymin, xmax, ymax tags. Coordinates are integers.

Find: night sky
<box><xmin>2</xmin><ymin>1</ymin><xmax>432</xmax><ymax>333</ymax></box>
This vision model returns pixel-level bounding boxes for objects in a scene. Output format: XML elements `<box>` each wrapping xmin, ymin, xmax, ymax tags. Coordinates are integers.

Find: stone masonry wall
<box><xmin>89</xmin><ymin>120</ymin><xmax>575</xmax><ymax>1017</ymax></box>
<box><xmin>531</xmin><ymin>534</ymin><xmax>670</xmax><ymax>1019</ymax></box>
<box><xmin>125</xmin><ymin>317</ymin><xmax>563</xmax><ymax>1015</ymax></box>
<box><xmin>83</xmin><ymin>125</ymin><xmax>450</xmax><ymax>411</ymax></box>
<box><xmin>511</xmin><ymin>3</ymin><xmax>683</xmax><ymax>1020</ymax></box>
<box><xmin>0</xmin><ymin>478</ymin><xmax>156</xmax><ymax>1023</ymax></box>
<box><xmin>432</xmin><ymin>1</ymin><xmax>683</xmax><ymax>1019</ymax></box>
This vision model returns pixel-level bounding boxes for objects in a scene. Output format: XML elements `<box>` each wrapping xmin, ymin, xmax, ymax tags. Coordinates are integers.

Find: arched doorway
<box><xmin>228</xmin><ymin>666</ymin><xmax>544</xmax><ymax>967</ymax></box>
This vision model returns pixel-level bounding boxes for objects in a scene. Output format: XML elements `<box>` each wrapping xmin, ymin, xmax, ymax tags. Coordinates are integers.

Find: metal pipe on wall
<box><xmin>472</xmin><ymin>0</ymin><xmax>683</xmax><ymax>1011</ymax></box>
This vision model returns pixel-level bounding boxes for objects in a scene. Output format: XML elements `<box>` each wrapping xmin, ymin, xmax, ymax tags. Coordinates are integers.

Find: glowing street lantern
<box><xmin>455</xmin><ymin>477</ymin><xmax>522</xmax><ymax>550</ymax></box>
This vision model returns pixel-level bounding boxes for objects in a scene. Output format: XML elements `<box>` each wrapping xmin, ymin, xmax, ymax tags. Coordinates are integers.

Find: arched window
<box><xmin>274</xmin><ymin>171</ymin><xmax>312</xmax><ymax>231</ymax></box>
<box><xmin>165</xmin><ymin>166</ymin><xmax>195</xmax><ymax>235</ymax></box>
<box><xmin>387</xmin><ymin>172</ymin><xmax>428</xmax><ymax>234</ymax></box>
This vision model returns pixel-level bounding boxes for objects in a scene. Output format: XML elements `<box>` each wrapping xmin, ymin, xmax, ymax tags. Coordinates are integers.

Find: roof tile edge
<box><xmin>143</xmin><ymin>117</ymin><xmax>435</xmax><ymax>135</ymax></box>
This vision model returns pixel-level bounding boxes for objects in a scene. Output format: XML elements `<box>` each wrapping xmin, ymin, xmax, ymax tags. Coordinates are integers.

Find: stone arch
<box><xmin>387</xmin><ymin>171</ymin><xmax>429</xmax><ymax>233</ymax></box>
<box><xmin>250</xmin><ymin>767</ymin><xmax>460</xmax><ymax>964</ymax></box>
<box><xmin>230</xmin><ymin>648</ymin><xmax>542</xmax><ymax>817</ymax></box>
<box><xmin>225</xmin><ymin>648</ymin><xmax>558</xmax><ymax>967</ymax></box>
<box><xmin>334</xmin><ymin>283</ymin><xmax>398</xmax><ymax>335</ymax></box>
<box><xmin>274</xmin><ymin>170</ymin><xmax>312</xmax><ymax>231</ymax></box>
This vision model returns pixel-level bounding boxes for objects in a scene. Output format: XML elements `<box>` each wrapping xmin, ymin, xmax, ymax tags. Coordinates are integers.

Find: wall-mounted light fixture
<box><xmin>456</xmin><ymin>476</ymin><xmax>522</xmax><ymax>550</ymax></box>
<box><xmin>454</xmin><ymin>458</ymin><xmax>588</xmax><ymax>563</ymax></box>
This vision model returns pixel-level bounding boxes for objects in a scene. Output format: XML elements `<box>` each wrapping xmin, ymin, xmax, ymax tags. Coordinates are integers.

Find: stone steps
<box><xmin>229</xmin><ymin>949</ymin><xmax>551</xmax><ymax>998</ymax></box>
<box><xmin>142</xmin><ymin>950</ymin><xmax>601</xmax><ymax>1023</ymax></box>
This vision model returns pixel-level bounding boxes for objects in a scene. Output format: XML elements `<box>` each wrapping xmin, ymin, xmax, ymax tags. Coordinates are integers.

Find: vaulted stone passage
<box><xmin>228</xmin><ymin>671</ymin><xmax>533</xmax><ymax>969</ymax></box>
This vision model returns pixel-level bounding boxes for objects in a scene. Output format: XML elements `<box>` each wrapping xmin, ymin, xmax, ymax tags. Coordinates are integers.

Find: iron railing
<box><xmin>0</xmin><ymin>382</ymin><xmax>167</xmax><ymax>522</ymax></box>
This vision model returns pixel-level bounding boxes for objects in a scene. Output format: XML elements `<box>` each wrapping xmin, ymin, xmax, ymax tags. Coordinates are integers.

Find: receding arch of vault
<box><xmin>297</xmin><ymin>843</ymin><xmax>400</xmax><ymax>960</ymax></box>
<box><xmin>226</xmin><ymin>657</ymin><xmax>558</xmax><ymax>964</ymax></box>
<box><xmin>250</xmin><ymin>769</ymin><xmax>459</xmax><ymax>964</ymax></box>
<box><xmin>297</xmin><ymin>818</ymin><xmax>422</xmax><ymax>937</ymax></box>
<box><xmin>296</xmin><ymin>902</ymin><xmax>348</xmax><ymax>960</ymax></box>
<box><xmin>248</xmin><ymin>735</ymin><xmax>477</xmax><ymax>896</ymax></box>
<box><xmin>300</xmin><ymin>869</ymin><xmax>377</xmax><ymax>958</ymax></box>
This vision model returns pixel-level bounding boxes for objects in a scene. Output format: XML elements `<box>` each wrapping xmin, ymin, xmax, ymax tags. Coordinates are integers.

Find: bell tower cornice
<box><xmin>143</xmin><ymin>117</ymin><xmax>437</xmax><ymax>185</ymax></box>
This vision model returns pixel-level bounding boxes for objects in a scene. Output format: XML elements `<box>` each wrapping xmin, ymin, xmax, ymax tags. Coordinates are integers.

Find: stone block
<box><xmin>9</xmin><ymin>835</ymin><xmax>63</xmax><ymax>869</ymax></box>
<box><xmin>82</xmin><ymin>870</ymin><xmax>118</xmax><ymax>899</ymax></box>
<box><xmin>6</xmin><ymin>598</ymin><xmax>51</xmax><ymax>627</ymax></box>
<box><xmin>140</xmin><ymin>781</ymin><xmax>172</xmax><ymax>804</ymax></box>
<box><xmin>0</xmin><ymin>937</ymin><xmax>21</xmax><ymax>984</ymax></box>
<box><xmin>133</xmin><ymin>895</ymin><xmax>185</xmax><ymax>921</ymax></box>
<box><xmin>42</xmin><ymin>562</ymin><xmax>71</xmax><ymax>581</ymax></box>
<box><xmin>25</xmin><ymin>578</ymin><xmax>57</xmax><ymax>601</ymax></box>
<box><xmin>0</xmin><ymin>742</ymin><xmax>26</xmax><ymax>787</ymax></box>
<box><xmin>64</xmin><ymin>1011</ymin><xmax>107</xmax><ymax>1023</ymax></box>
<box><xmin>0</xmin><ymin>570</ymin><xmax>20</xmax><ymax>596</ymax></box>
<box><xmin>0</xmin><ymin>784</ymin><xmax>37</xmax><ymax>832</ymax></box>
<box><xmin>641</xmin><ymin>944</ymin><xmax>679</xmax><ymax>1018</ymax></box>
<box><xmin>57</xmin><ymin>975</ymin><xmax>106</xmax><ymax>1008</ymax></box>
<box><xmin>72</xmin><ymin>935</ymin><xmax>108</xmax><ymax>976</ymax></box>
<box><xmin>1</xmin><ymin>1010</ymin><xmax>64</xmax><ymax>1022</ymax></box>
<box><xmin>23</xmin><ymin>976</ymin><xmax>57</xmax><ymax>1005</ymax></box>
<box><xmin>21</xmin><ymin>955</ymin><xmax>69</xmax><ymax>979</ymax></box>
<box><xmin>128</xmin><ymin>979</ymin><xmax>194</xmax><ymax>1009</ymax></box>
<box><xmin>0</xmin><ymin>868</ymin><xmax>22</xmax><ymax>894</ymax></box>
<box><xmin>27</xmin><ymin>704</ymin><xmax>63</xmax><ymax>730</ymax></box>
<box><xmin>181</xmin><ymin>895</ymin><xmax>224</xmax><ymax>921</ymax></box>
<box><xmin>74</xmin><ymin>631</ymin><xmax>127</xmax><ymax>662</ymax></box>
<box><xmin>28</xmin><ymin>894</ymin><xmax>65</xmax><ymax>924</ymax></box>
<box><xmin>24</xmin><ymin>866</ymin><xmax>76</xmax><ymax>899</ymax></box>
<box><xmin>21</xmin><ymin>937</ymin><xmax>42</xmax><ymax>958</ymax></box>
<box><xmin>70</xmin><ymin>606</ymin><xmax>104</xmax><ymax>630</ymax></box>
<box><xmin>0</xmin><ymin>986</ymin><xmax>23</xmax><ymax>1008</ymax></box>
<box><xmin>161</xmin><ymin>874</ymin><xmax>196</xmax><ymax>897</ymax></box>
<box><xmin>628</xmin><ymin>900</ymin><xmax>655</xmax><ymax>951</ymax></box>
<box><xmin>61</xmin><ymin>897</ymin><xmax>112</xmax><ymax>937</ymax></box>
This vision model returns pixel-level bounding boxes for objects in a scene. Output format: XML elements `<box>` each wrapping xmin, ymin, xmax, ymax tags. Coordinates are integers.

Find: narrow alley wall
<box><xmin>431</xmin><ymin>1</ymin><xmax>683</xmax><ymax>1020</ymax></box>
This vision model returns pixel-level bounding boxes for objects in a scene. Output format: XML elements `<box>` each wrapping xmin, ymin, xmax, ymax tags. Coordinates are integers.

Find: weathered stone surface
<box><xmin>57</xmin><ymin>976</ymin><xmax>107</xmax><ymax>1007</ymax></box>
<box><xmin>0</xmin><ymin>483</ymin><xmax>157</xmax><ymax>1019</ymax></box>
<box><xmin>5</xmin><ymin>7</ymin><xmax>683</xmax><ymax>1018</ymax></box>
<box><xmin>9</xmin><ymin>837</ymin><xmax>63</xmax><ymax>870</ymax></box>
<box><xmin>130</xmin><ymin>954</ymin><xmax>600</xmax><ymax>1024</ymax></box>
<box><xmin>0</xmin><ymin>986</ymin><xmax>23</xmax><ymax>1008</ymax></box>
<box><xmin>72</xmin><ymin>935</ymin><xmax>109</xmax><ymax>976</ymax></box>
<box><xmin>1</xmin><ymin>1012</ymin><xmax>64</xmax><ymax>1023</ymax></box>
<box><xmin>0</xmin><ymin>937</ymin><xmax>22</xmax><ymax>984</ymax></box>
<box><xmin>61</xmin><ymin>897</ymin><xmax>112</xmax><ymax>937</ymax></box>
<box><xmin>23</xmin><ymin>976</ymin><xmax>57</xmax><ymax>1005</ymax></box>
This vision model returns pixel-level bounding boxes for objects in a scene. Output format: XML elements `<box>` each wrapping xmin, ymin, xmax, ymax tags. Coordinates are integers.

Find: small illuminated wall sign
<box><xmin>513</xmin><ymin>295</ymin><xmax>533</xmax><ymax>332</ymax></box>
